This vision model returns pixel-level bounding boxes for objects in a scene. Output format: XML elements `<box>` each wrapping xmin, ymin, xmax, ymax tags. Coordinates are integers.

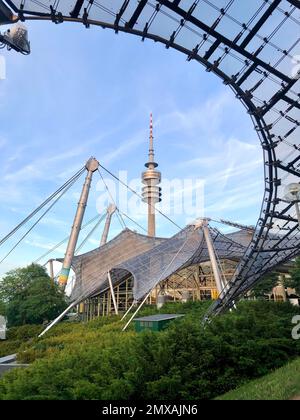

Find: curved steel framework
<box><xmin>2</xmin><ymin>0</ymin><xmax>300</xmax><ymax>315</ymax></box>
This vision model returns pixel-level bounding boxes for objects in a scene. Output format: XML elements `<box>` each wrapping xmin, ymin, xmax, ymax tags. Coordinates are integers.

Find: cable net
<box><xmin>71</xmin><ymin>225</ymin><xmax>247</xmax><ymax>302</ymax></box>
<box><xmin>6</xmin><ymin>0</ymin><xmax>300</xmax><ymax>312</ymax></box>
<box><xmin>70</xmin><ymin>229</ymin><xmax>166</xmax><ymax>302</ymax></box>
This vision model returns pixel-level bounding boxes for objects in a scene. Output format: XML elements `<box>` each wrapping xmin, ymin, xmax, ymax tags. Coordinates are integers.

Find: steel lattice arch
<box><xmin>1</xmin><ymin>0</ymin><xmax>300</xmax><ymax>316</ymax></box>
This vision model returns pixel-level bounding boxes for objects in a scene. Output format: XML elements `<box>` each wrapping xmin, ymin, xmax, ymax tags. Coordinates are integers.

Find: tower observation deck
<box><xmin>142</xmin><ymin>114</ymin><xmax>162</xmax><ymax>237</ymax></box>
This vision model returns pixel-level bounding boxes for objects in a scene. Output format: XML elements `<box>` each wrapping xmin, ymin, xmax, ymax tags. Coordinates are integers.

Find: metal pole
<box><xmin>49</xmin><ymin>259</ymin><xmax>54</xmax><ymax>281</ymax></box>
<box><xmin>295</xmin><ymin>202</ymin><xmax>300</xmax><ymax>225</ymax></box>
<box><xmin>100</xmin><ymin>204</ymin><xmax>117</xmax><ymax>246</ymax></box>
<box><xmin>122</xmin><ymin>292</ymin><xmax>151</xmax><ymax>331</ymax></box>
<box><xmin>108</xmin><ymin>271</ymin><xmax>119</xmax><ymax>315</ymax></box>
<box><xmin>38</xmin><ymin>301</ymin><xmax>79</xmax><ymax>337</ymax></box>
<box><xmin>122</xmin><ymin>232</ymin><xmax>192</xmax><ymax>331</ymax></box>
<box><xmin>58</xmin><ymin>157</ymin><xmax>99</xmax><ymax>289</ymax></box>
<box><xmin>121</xmin><ymin>301</ymin><xmax>135</xmax><ymax>321</ymax></box>
<box><xmin>201</xmin><ymin>220</ymin><xmax>224</xmax><ymax>297</ymax></box>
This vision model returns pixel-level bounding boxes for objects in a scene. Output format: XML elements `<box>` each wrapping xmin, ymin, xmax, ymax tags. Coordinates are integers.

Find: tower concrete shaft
<box><xmin>142</xmin><ymin>114</ymin><xmax>162</xmax><ymax>237</ymax></box>
<box><xmin>58</xmin><ymin>157</ymin><xmax>99</xmax><ymax>289</ymax></box>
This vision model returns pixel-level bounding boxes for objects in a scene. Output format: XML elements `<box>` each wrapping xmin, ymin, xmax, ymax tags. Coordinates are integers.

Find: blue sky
<box><xmin>0</xmin><ymin>20</ymin><xmax>264</xmax><ymax>275</ymax></box>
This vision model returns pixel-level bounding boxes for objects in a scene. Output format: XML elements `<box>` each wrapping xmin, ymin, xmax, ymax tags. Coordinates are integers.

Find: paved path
<box><xmin>0</xmin><ymin>354</ymin><xmax>29</xmax><ymax>377</ymax></box>
<box><xmin>0</xmin><ymin>364</ymin><xmax>18</xmax><ymax>377</ymax></box>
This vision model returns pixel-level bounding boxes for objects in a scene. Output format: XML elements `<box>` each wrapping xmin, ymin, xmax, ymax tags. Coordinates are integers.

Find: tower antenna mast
<box><xmin>141</xmin><ymin>114</ymin><xmax>162</xmax><ymax>237</ymax></box>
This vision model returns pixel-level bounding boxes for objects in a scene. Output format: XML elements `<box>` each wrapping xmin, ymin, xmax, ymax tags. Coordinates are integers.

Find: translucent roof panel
<box><xmin>70</xmin><ymin>229</ymin><xmax>166</xmax><ymax>302</ymax></box>
<box><xmin>72</xmin><ymin>225</ymin><xmax>249</xmax><ymax>303</ymax></box>
<box><xmin>4</xmin><ymin>0</ymin><xmax>300</xmax><ymax>314</ymax></box>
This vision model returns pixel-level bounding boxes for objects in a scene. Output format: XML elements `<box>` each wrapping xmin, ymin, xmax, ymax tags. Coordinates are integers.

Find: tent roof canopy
<box><xmin>71</xmin><ymin>225</ymin><xmax>249</xmax><ymax>302</ymax></box>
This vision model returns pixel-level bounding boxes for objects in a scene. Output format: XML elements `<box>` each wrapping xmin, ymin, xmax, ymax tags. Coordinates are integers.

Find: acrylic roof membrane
<box><xmin>70</xmin><ymin>225</ymin><xmax>250</xmax><ymax>304</ymax></box>
<box><xmin>2</xmin><ymin>0</ymin><xmax>300</xmax><ymax>315</ymax></box>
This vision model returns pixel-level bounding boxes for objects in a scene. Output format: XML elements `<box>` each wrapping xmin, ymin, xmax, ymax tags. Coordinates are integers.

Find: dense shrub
<box><xmin>136</xmin><ymin>301</ymin><xmax>300</xmax><ymax>399</ymax></box>
<box><xmin>0</xmin><ymin>325</ymin><xmax>44</xmax><ymax>358</ymax></box>
<box><xmin>0</xmin><ymin>301</ymin><xmax>299</xmax><ymax>400</ymax></box>
<box><xmin>6</xmin><ymin>325</ymin><xmax>44</xmax><ymax>341</ymax></box>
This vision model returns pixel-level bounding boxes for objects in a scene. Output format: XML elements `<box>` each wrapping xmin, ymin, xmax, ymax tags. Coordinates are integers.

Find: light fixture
<box><xmin>283</xmin><ymin>183</ymin><xmax>300</xmax><ymax>225</ymax></box>
<box><xmin>0</xmin><ymin>23</ymin><xmax>30</xmax><ymax>55</ymax></box>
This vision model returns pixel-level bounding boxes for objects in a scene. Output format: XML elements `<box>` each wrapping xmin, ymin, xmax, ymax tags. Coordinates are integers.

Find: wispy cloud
<box><xmin>39</xmin><ymin>216</ymin><xmax>68</xmax><ymax>230</ymax></box>
<box><xmin>4</xmin><ymin>164</ymin><xmax>42</xmax><ymax>182</ymax></box>
<box><xmin>24</xmin><ymin>237</ymin><xmax>65</xmax><ymax>254</ymax></box>
<box><xmin>102</xmin><ymin>129</ymin><xmax>149</xmax><ymax>166</ymax></box>
<box><xmin>0</xmin><ymin>22</ymin><xmax>265</xmax><ymax>274</ymax></box>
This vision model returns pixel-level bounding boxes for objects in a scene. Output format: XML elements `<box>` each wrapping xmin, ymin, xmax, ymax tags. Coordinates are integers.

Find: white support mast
<box><xmin>195</xmin><ymin>219</ymin><xmax>225</xmax><ymax>298</ymax></box>
<box><xmin>107</xmin><ymin>271</ymin><xmax>119</xmax><ymax>315</ymax></box>
<box><xmin>58</xmin><ymin>157</ymin><xmax>99</xmax><ymax>290</ymax></box>
<box><xmin>100</xmin><ymin>204</ymin><xmax>117</xmax><ymax>246</ymax></box>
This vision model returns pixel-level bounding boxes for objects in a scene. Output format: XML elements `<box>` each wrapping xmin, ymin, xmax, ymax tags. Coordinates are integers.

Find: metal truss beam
<box><xmin>115</xmin><ymin>0</ymin><xmax>130</xmax><ymax>27</ymax></box>
<box><xmin>269</xmin><ymin>214</ymin><xmax>299</xmax><ymax>223</ymax></box>
<box><xmin>0</xmin><ymin>0</ymin><xmax>14</xmax><ymax>23</ymax></box>
<box><xmin>287</xmin><ymin>154</ymin><xmax>300</xmax><ymax>169</ymax></box>
<box><xmin>70</xmin><ymin>0</ymin><xmax>84</xmax><ymax>19</ymax></box>
<box><xmin>275</xmin><ymin>162</ymin><xmax>300</xmax><ymax>177</ymax></box>
<box><xmin>262</xmin><ymin>78</ymin><xmax>300</xmax><ymax>116</ymax></box>
<box><xmin>126</xmin><ymin>0</ymin><xmax>147</xmax><ymax>29</ymax></box>
<box><xmin>158</xmin><ymin>0</ymin><xmax>292</xmax><ymax>84</ymax></box>
<box><xmin>282</xmin><ymin>95</ymin><xmax>300</xmax><ymax>111</ymax></box>
<box><xmin>252</xmin><ymin>246</ymin><xmax>298</xmax><ymax>253</ymax></box>
<box><xmin>240</xmin><ymin>0</ymin><xmax>282</xmax><ymax>49</ymax></box>
<box><xmin>204</xmin><ymin>40</ymin><xmax>221</xmax><ymax>61</ymax></box>
<box><xmin>286</xmin><ymin>0</ymin><xmax>300</xmax><ymax>8</ymax></box>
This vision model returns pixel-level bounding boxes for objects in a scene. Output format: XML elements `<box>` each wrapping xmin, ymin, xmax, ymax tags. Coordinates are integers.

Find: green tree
<box><xmin>0</xmin><ymin>299</ymin><xmax>6</xmax><ymax>316</ymax></box>
<box><xmin>250</xmin><ymin>272</ymin><xmax>279</xmax><ymax>299</ymax></box>
<box><xmin>285</xmin><ymin>257</ymin><xmax>300</xmax><ymax>296</ymax></box>
<box><xmin>0</xmin><ymin>264</ymin><xmax>67</xmax><ymax>326</ymax></box>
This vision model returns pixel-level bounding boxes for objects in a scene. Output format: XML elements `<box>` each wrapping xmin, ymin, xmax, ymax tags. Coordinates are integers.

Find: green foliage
<box><xmin>6</xmin><ymin>325</ymin><xmax>44</xmax><ymax>341</ymax></box>
<box><xmin>286</xmin><ymin>257</ymin><xmax>300</xmax><ymax>296</ymax></box>
<box><xmin>0</xmin><ymin>264</ymin><xmax>47</xmax><ymax>301</ymax></box>
<box><xmin>0</xmin><ymin>301</ymin><xmax>299</xmax><ymax>400</ymax></box>
<box><xmin>0</xmin><ymin>299</ymin><xmax>6</xmax><ymax>316</ymax></box>
<box><xmin>0</xmin><ymin>264</ymin><xmax>67</xmax><ymax>327</ymax></box>
<box><xmin>0</xmin><ymin>325</ymin><xmax>43</xmax><ymax>358</ymax></box>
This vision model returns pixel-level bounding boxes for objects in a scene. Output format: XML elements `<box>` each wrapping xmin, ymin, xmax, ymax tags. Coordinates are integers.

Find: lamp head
<box><xmin>1</xmin><ymin>23</ymin><xmax>30</xmax><ymax>54</ymax></box>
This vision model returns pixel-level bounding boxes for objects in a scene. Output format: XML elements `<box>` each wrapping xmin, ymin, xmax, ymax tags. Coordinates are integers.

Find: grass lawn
<box><xmin>217</xmin><ymin>358</ymin><xmax>300</xmax><ymax>400</ymax></box>
<box><xmin>0</xmin><ymin>325</ymin><xmax>43</xmax><ymax>358</ymax></box>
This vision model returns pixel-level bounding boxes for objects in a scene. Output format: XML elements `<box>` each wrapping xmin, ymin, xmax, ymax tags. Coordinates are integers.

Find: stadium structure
<box><xmin>66</xmin><ymin>119</ymin><xmax>292</xmax><ymax>323</ymax></box>
<box><xmin>68</xmin><ymin>120</ymin><xmax>254</xmax><ymax>320</ymax></box>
